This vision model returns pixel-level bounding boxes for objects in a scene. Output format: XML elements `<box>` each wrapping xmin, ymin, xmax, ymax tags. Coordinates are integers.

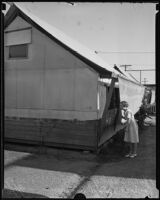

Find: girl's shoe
<box><xmin>125</xmin><ymin>153</ymin><xmax>131</xmax><ymax>157</ymax></box>
<box><xmin>129</xmin><ymin>154</ymin><xmax>137</xmax><ymax>158</ymax></box>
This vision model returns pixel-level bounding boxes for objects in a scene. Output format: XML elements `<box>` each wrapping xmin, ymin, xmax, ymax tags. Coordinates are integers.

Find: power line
<box><xmin>130</xmin><ymin>64</ymin><xmax>155</xmax><ymax>66</ymax></box>
<box><xmin>128</xmin><ymin>73</ymin><xmax>140</xmax><ymax>83</ymax></box>
<box><xmin>109</xmin><ymin>64</ymin><xmax>155</xmax><ymax>66</ymax></box>
<box><xmin>119</xmin><ymin>64</ymin><xmax>132</xmax><ymax>71</ymax></box>
<box><xmin>126</xmin><ymin>69</ymin><xmax>155</xmax><ymax>71</ymax></box>
<box><xmin>95</xmin><ymin>51</ymin><xmax>155</xmax><ymax>54</ymax></box>
<box><xmin>119</xmin><ymin>65</ymin><xmax>155</xmax><ymax>84</ymax></box>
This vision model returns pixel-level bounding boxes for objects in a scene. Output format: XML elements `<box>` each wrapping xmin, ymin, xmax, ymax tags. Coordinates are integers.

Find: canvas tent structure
<box><xmin>4</xmin><ymin>2</ymin><xmax>145</xmax><ymax>152</ymax></box>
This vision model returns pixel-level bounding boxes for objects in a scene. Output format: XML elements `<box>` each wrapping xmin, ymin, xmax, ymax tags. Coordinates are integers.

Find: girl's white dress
<box><xmin>124</xmin><ymin>109</ymin><xmax>139</xmax><ymax>143</ymax></box>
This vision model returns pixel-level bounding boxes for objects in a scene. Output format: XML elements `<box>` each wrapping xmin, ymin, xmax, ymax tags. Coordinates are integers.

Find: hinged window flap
<box><xmin>5</xmin><ymin>28</ymin><xmax>32</xmax><ymax>46</ymax></box>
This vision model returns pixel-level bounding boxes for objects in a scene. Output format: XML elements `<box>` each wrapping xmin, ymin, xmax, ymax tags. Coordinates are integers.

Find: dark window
<box><xmin>108</xmin><ymin>88</ymin><xmax>120</xmax><ymax>109</ymax></box>
<box><xmin>9</xmin><ymin>44</ymin><xmax>28</xmax><ymax>58</ymax></box>
<box><xmin>109</xmin><ymin>88</ymin><xmax>116</xmax><ymax>109</ymax></box>
<box><xmin>115</xmin><ymin>88</ymin><xmax>120</xmax><ymax>107</ymax></box>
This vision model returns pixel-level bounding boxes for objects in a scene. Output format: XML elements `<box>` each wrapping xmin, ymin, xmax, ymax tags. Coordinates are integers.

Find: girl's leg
<box><xmin>125</xmin><ymin>142</ymin><xmax>132</xmax><ymax>157</ymax></box>
<box><xmin>129</xmin><ymin>142</ymin><xmax>132</xmax><ymax>154</ymax></box>
<box><xmin>132</xmin><ymin>143</ymin><xmax>137</xmax><ymax>154</ymax></box>
<box><xmin>129</xmin><ymin>143</ymin><xmax>137</xmax><ymax>157</ymax></box>
<box><xmin>129</xmin><ymin>143</ymin><xmax>133</xmax><ymax>154</ymax></box>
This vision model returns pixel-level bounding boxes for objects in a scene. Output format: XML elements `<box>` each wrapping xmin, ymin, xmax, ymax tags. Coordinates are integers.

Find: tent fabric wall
<box><xmin>5</xmin><ymin>15</ymin><xmax>31</xmax><ymax>31</ymax></box>
<box><xmin>4</xmin><ymin>15</ymin><xmax>99</xmax><ymax>150</ymax></box>
<box><xmin>118</xmin><ymin>76</ymin><xmax>145</xmax><ymax>114</ymax></box>
<box><xmin>5</xmin><ymin>16</ymin><xmax>98</xmax><ymax>121</ymax></box>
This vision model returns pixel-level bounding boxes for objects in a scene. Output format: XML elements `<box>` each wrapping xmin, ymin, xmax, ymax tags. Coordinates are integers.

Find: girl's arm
<box><xmin>126</xmin><ymin>118</ymin><xmax>131</xmax><ymax>124</ymax></box>
<box><xmin>121</xmin><ymin>118</ymin><xmax>127</xmax><ymax>124</ymax></box>
<box><xmin>126</xmin><ymin>111</ymin><xmax>132</xmax><ymax>123</ymax></box>
<box><xmin>121</xmin><ymin>110</ymin><xmax>127</xmax><ymax>124</ymax></box>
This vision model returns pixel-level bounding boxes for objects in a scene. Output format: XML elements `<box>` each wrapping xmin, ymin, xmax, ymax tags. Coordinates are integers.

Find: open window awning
<box><xmin>118</xmin><ymin>75</ymin><xmax>145</xmax><ymax>114</ymax></box>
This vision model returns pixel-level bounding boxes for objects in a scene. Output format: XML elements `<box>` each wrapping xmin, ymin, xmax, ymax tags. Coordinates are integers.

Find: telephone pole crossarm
<box><xmin>119</xmin><ymin>65</ymin><xmax>132</xmax><ymax>71</ymax></box>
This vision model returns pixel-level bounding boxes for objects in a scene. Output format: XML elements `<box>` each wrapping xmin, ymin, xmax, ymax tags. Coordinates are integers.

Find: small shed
<box><xmin>4</xmin><ymin>3</ymin><xmax>143</xmax><ymax>152</ymax></box>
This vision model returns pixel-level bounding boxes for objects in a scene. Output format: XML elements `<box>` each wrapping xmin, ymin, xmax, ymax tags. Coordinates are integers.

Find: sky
<box><xmin>4</xmin><ymin>2</ymin><xmax>156</xmax><ymax>84</ymax></box>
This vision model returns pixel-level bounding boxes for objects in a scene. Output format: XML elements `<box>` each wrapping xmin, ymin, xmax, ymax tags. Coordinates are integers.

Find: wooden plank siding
<box><xmin>5</xmin><ymin>117</ymin><xmax>98</xmax><ymax>150</ymax></box>
<box><xmin>5</xmin><ymin>117</ymin><xmax>41</xmax><ymax>142</ymax></box>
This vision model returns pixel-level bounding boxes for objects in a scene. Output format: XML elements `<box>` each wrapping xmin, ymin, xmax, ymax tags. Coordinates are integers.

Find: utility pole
<box><xmin>125</xmin><ymin>69</ymin><xmax>155</xmax><ymax>84</ymax></box>
<box><xmin>142</xmin><ymin>78</ymin><xmax>148</xmax><ymax>85</ymax></box>
<box><xmin>119</xmin><ymin>64</ymin><xmax>132</xmax><ymax>71</ymax></box>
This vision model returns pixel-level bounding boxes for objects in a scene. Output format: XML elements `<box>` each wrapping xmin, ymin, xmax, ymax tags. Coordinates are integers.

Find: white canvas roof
<box><xmin>114</xmin><ymin>65</ymin><xmax>140</xmax><ymax>83</ymax></box>
<box><xmin>6</xmin><ymin>2</ymin><xmax>139</xmax><ymax>83</ymax></box>
<box><xmin>13</xmin><ymin>2</ymin><xmax>120</xmax><ymax>75</ymax></box>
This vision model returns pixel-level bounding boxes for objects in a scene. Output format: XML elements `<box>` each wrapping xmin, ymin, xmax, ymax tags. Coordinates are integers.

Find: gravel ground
<box><xmin>3</xmin><ymin>116</ymin><xmax>159</xmax><ymax>198</ymax></box>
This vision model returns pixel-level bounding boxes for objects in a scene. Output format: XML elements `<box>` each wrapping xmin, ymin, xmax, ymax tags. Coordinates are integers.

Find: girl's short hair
<box><xmin>120</xmin><ymin>101</ymin><xmax>129</xmax><ymax>107</ymax></box>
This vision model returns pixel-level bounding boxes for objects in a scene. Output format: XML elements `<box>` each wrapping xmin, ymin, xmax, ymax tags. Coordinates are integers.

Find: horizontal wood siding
<box><xmin>5</xmin><ymin>118</ymin><xmax>41</xmax><ymax>141</ymax></box>
<box><xmin>5</xmin><ymin>117</ymin><xmax>97</xmax><ymax>150</ymax></box>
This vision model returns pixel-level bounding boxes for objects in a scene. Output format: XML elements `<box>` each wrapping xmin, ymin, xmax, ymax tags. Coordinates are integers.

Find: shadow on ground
<box><xmin>2</xmin><ymin>188</ymin><xmax>49</xmax><ymax>198</ymax></box>
<box><xmin>4</xmin><ymin>124</ymin><xmax>156</xmax><ymax>180</ymax></box>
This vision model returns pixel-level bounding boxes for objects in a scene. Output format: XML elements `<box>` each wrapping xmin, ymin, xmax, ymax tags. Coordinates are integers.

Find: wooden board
<box><xmin>5</xmin><ymin>117</ymin><xmax>98</xmax><ymax>150</ymax></box>
<box><xmin>98</xmin><ymin>122</ymin><xmax>126</xmax><ymax>147</ymax></box>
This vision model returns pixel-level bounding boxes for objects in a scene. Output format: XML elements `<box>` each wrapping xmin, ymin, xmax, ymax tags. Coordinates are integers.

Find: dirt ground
<box><xmin>3</xmin><ymin>116</ymin><xmax>159</xmax><ymax>198</ymax></box>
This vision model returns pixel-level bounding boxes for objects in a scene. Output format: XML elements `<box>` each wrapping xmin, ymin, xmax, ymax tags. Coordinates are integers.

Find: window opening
<box><xmin>9</xmin><ymin>44</ymin><xmax>28</xmax><ymax>58</ymax></box>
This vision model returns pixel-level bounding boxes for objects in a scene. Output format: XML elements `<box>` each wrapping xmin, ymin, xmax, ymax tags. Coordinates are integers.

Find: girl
<box><xmin>120</xmin><ymin>101</ymin><xmax>139</xmax><ymax>158</ymax></box>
